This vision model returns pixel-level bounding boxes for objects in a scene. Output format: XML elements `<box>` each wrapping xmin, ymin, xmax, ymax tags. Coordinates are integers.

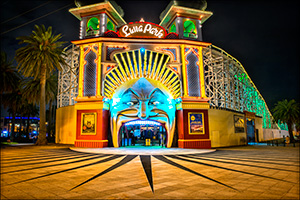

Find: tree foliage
<box><xmin>16</xmin><ymin>25</ymin><xmax>66</xmax><ymax>79</ymax></box>
<box><xmin>272</xmin><ymin>99</ymin><xmax>299</xmax><ymax>141</ymax></box>
<box><xmin>21</xmin><ymin>72</ymin><xmax>58</xmax><ymax>104</ymax></box>
<box><xmin>0</xmin><ymin>51</ymin><xmax>20</xmax><ymax>94</ymax></box>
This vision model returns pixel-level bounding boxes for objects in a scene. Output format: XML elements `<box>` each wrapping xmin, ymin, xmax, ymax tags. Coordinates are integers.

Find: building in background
<box><xmin>56</xmin><ymin>0</ymin><xmax>284</xmax><ymax>148</ymax></box>
<box><xmin>1</xmin><ymin>117</ymin><xmax>39</xmax><ymax>139</ymax></box>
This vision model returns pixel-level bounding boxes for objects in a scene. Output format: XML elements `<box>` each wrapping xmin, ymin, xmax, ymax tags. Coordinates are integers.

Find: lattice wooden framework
<box><xmin>203</xmin><ymin>45</ymin><xmax>278</xmax><ymax>129</ymax></box>
<box><xmin>57</xmin><ymin>44</ymin><xmax>79</xmax><ymax>108</ymax></box>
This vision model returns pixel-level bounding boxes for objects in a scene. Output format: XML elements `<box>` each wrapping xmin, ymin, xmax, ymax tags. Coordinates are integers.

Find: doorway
<box><xmin>119</xmin><ymin>121</ymin><xmax>167</xmax><ymax>147</ymax></box>
<box><xmin>246</xmin><ymin>118</ymin><xmax>255</xmax><ymax>144</ymax></box>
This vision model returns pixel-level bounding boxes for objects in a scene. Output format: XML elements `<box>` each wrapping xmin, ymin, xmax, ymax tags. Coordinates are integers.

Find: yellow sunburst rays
<box><xmin>143</xmin><ymin>51</ymin><xmax>148</xmax><ymax>77</ymax></box>
<box><xmin>126</xmin><ymin>52</ymin><xmax>135</xmax><ymax>78</ymax></box>
<box><xmin>146</xmin><ymin>51</ymin><xmax>153</xmax><ymax>78</ymax></box>
<box><xmin>132</xmin><ymin>51</ymin><xmax>138</xmax><ymax>78</ymax></box>
<box><xmin>150</xmin><ymin>53</ymin><xmax>159</xmax><ymax>79</ymax></box>
<box><xmin>104</xmin><ymin>49</ymin><xmax>181</xmax><ymax>99</ymax></box>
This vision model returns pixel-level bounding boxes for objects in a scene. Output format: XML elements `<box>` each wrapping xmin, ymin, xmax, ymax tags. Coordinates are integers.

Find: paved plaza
<box><xmin>1</xmin><ymin>144</ymin><xmax>299</xmax><ymax>199</ymax></box>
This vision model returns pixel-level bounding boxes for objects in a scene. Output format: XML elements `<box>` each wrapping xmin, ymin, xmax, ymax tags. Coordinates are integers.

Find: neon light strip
<box><xmin>97</xmin><ymin>43</ymin><xmax>102</xmax><ymax>96</ymax></box>
<box><xmin>125</xmin><ymin>120</ymin><xmax>160</xmax><ymax>126</ymax></box>
<box><xmin>115</xmin><ymin>56</ymin><xmax>127</xmax><ymax>81</ymax></box>
<box><xmin>198</xmin><ymin>46</ymin><xmax>207</xmax><ymax>98</ymax></box>
<box><xmin>158</xmin><ymin>57</ymin><xmax>170</xmax><ymax>80</ymax></box>
<box><xmin>120</xmin><ymin>54</ymin><xmax>131</xmax><ymax>78</ymax></box>
<box><xmin>154</xmin><ymin>54</ymin><xmax>164</xmax><ymax>79</ymax></box>
<box><xmin>132</xmin><ymin>50</ymin><xmax>138</xmax><ymax>77</ymax></box>
<box><xmin>180</xmin><ymin>45</ymin><xmax>188</xmax><ymax>97</ymax></box>
<box><xmin>78</xmin><ymin>46</ymin><xmax>84</xmax><ymax>97</ymax></box>
<box><xmin>161</xmin><ymin>68</ymin><xmax>170</xmax><ymax>84</ymax></box>
<box><xmin>147</xmin><ymin>51</ymin><xmax>153</xmax><ymax>78</ymax></box>
<box><xmin>143</xmin><ymin>50</ymin><xmax>147</xmax><ymax>77</ymax></box>
<box><xmin>150</xmin><ymin>53</ymin><xmax>159</xmax><ymax>79</ymax></box>
<box><xmin>105</xmin><ymin>79</ymin><xmax>116</xmax><ymax>89</ymax></box>
<box><xmin>138</xmin><ymin>50</ymin><xmax>142</xmax><ymax>77</ymax></box>
<box><xmin>110</xmin><ymin>70</ymin><xmax>121</xmax><ymax>84</ymax></box>
<box><xmin>126</xmin><ymin>52</ymin><xmax>135</xmax><ymax>78</ymax></box>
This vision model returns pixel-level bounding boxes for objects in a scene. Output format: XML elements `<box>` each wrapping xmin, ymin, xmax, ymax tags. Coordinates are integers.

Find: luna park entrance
<box><xmin>119</xmin><ymin>121</ymin><xmax>167</xmax><ymax>147</ymax></box>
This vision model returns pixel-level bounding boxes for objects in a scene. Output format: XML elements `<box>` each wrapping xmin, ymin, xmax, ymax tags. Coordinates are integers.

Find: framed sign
<box><xmin>81</xmin><ymin>113</ymin><xmax>97</xmax><ymax>135</ymax></box>
<box><xmin>188</xmin><ymin>112</ymin><xmax>205</xmax><ymax>135</ymax></box>
<box><xmin>234</xmin><ymin>115</ymin><xmax>245</xmax><ymax>133</ymax></box>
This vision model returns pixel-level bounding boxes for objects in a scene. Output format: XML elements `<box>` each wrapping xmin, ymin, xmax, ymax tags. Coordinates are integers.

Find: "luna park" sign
<box><xmin>118</xmin><ymin>22</ymin><xmax>167</xmax><ymax>39</ymax></box>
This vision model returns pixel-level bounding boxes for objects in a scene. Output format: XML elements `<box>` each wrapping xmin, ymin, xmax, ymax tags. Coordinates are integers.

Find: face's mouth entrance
<box><xmin>124</xmin><ymin>119</ymin><xmax>161</xmax><ymax>126</ymax></box>
<box><xmin>118</xmin><ymin>119</ymin><xmax>168</xmax><ymax>147</ymax></box>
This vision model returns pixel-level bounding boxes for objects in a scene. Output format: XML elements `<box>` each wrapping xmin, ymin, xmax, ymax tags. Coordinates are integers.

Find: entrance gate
<box><xmin>119</xmin><ymin>120</ymin><xmax>167</xmax><ymax>147</ymax></box>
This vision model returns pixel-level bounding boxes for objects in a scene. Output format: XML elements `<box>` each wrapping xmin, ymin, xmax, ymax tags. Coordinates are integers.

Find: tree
<box><xmin>3</xmin><ymin>89</ymin><xmax>22</xmax><ymax>141</ymax></box>
<box><xmin>272</xmin><ymin>99</ymin><xmax>299</xmax><ymax>142</ymax></box>
<box><xmin>15</xmin><ymin>25</ymin><xmax>66</xmax><ymax>145</ymax></box>
<box><xmin>21</xmin><ymin>72</ymin><xmax>58</xmax><ymax>140</ymax></box>
<box><xmin>0</xmin><ymin>52</ymin><xmax>20</xmax><ymax>121</ymax></box>
<box><xmin>21</xmin><ymin>72</ymin><xmax>57</xmax><ymax>105</ymax></box>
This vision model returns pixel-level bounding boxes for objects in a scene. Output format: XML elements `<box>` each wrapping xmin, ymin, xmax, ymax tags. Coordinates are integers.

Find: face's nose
<box><xmin>139</xmin><ymin>101</ymin><xmax>148</xmax><ymax>119</ymax></box>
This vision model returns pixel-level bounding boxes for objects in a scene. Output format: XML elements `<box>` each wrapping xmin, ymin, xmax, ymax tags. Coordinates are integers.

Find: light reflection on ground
<box><xmin>70</xmin><ymin>147</ymin><xmax>216</xmax><ymax>155</ymax></box>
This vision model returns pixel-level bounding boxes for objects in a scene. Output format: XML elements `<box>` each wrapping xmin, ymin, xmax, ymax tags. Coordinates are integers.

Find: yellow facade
<box><xmin>55</xmin><ymin>105</ymin><xmax>76</xmax><ymax>144</ymax></box>
<box><xmin>208</xmin><ymin>109</ymin><xmax>263</xmax><ymax>147</ymax></box>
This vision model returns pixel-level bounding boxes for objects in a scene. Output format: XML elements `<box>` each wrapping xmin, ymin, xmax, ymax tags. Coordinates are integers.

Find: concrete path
<box><xmin>1</xmin><ymin>144</ymin><xmax>299</xmax><ymax>199</ymax></box>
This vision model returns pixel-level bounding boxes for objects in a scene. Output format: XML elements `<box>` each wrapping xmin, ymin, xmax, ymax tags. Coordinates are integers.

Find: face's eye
<box><xmin>126</xmin><ymin>100</ymin><xmax>138</xmax><ymax>106</ymax></box>
<box><xmin>149</xmin><ymin>101</ymin><xmax>160</xmax><ymax>106</ymax></box>
<box><xmin>127</xmin><ymin>102</ymin><xmax>134</xmax><ymax>106</ymax></box>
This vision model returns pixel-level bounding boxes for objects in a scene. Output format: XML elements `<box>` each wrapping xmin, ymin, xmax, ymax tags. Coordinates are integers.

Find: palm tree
<box><xmin>15</xmin><ymin>25</ymin><xmax>66</xmax><ymax>145</ymax></box>
<box><xmin>3</xmin><ymin>89</ymin><xmax>23</xmax><ymax>141</ymax></box>
<box><xmin>0</xmin><ymin>52</ymin><xmax>20</xmax><ymax>121</ymax></box>
<box><xmin>21</xmin><ymin>72</ymin><xmax>58</xmax><ymax>141</ymax></box>
<box><xmin>21</xmin><ymin>72</ymin><xmax>57</xmax><ymax>105</ymax></box>
<box><xmin>272</xmin><ymin>99</ymin><xmax>299</xmax><ymax>142</ymax></box>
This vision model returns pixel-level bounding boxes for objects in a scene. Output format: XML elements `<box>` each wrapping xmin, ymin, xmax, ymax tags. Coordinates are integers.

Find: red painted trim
<box><xmin>104</xmin><ymin>30</ymin><xmax>120</xmax><ymax>37</ymax></box>
<box><xmin>182</xmin><ymin>109</ymin><xmax>209</xmax><ymax>140</ymax></box>
<box><xmin>75</xmin><ymin>140</ymin><xmax>108</xmax><ymax>148</ymax></box>
<box><xmin>178</xmin><ymin>139</ymin><xmax>211</xmax><ymax>149</ymax></box>
<box><xmin>76</xmin><ymin>109</ymin><xmax>109</xmax><ymax>141</ymax></box>
<box><xmin>176</xmin><ymin>109</ymin><xmax>184</xmax><ymax>140</ymax></box>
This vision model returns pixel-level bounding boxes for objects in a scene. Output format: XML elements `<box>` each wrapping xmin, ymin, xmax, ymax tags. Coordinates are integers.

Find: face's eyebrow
<box><xmin>149</xmin><ymin>88</ymin><xmax>167</xmax><ymax>99</ymax></box>
<box><xmin>122</xmin><ymin>88</ymin><xmax>140</xmax><ymax>99</ymax></box>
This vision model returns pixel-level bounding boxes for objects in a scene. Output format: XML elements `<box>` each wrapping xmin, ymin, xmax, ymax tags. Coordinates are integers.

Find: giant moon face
<box><xmin>109</xmin><ymin>78</ymin><xmax>176</xmax><ymax>148</ymax></box>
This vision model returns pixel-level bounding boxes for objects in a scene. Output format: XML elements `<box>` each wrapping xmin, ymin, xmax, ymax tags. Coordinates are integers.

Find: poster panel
<box><xmin>81</xmin><ymin>113</ymin><xmax>97</xmax><ymax>135</ymax></box>
<box><xmin>234</xmin><ymin>115</ymin><xmax>245</xmax><ymax>133</ymax></box>
<box><xmin>188</xmin><ymin>112</ymin><xmax>205</xmax><ymax>135</ymax></box>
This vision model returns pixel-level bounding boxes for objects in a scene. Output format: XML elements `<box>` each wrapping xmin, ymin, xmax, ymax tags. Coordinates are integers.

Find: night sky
<box><xmin>1</xmin><ymin>0</ymin><xmax>299</xmax><ymax>109</ymax></box>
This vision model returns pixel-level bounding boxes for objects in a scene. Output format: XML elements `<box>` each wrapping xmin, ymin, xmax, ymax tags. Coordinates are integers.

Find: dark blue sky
<box><xmin>1</xmin><ymin>0</ymin><xmax>299</xmax><ymax>109</ymax></box>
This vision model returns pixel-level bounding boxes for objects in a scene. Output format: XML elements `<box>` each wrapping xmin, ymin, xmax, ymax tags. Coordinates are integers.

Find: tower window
<box><xmin>107</xmin><ymin>20</ymin><xmax>115</xmax><ymax>31</ymax></box>
<box><xmin>183</xmin><ymin>20</ymin><xmax>197</xmax><ymax>39</ymax></box>
<box><xmin>169</xmin><ymin>24</ymin><xmax>176</xmax><ymax>33</ymax></box>
<box><xmin>86</xmin><ymin>17</ymin><xmax>99</xmax><ymax>36</ymax></box>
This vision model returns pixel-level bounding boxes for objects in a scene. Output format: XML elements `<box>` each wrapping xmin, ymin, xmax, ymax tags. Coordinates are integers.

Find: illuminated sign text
<box><xmin>118</xmin><ymin>22</ymin><xmax>166</xmax><ymax>38</ymax></box>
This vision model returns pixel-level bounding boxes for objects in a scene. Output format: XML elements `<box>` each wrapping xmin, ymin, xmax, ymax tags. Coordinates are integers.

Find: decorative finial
<box><xmin>140</xmin><ymin>18</ymin><xmax>145</xmax><ymax>22</ymax></box>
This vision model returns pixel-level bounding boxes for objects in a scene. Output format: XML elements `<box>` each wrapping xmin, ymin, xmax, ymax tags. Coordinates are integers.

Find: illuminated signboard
<box><xmin>118</xmin><ymin>22</ymin><xmax>167</xmax><ymax>39</ymax></box>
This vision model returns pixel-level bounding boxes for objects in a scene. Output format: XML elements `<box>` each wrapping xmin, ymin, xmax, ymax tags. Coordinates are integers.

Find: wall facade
<box><xmin>55</xmin><ymin>105</ymin><xmax>76</xmax><ymax>144</ymax></box>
